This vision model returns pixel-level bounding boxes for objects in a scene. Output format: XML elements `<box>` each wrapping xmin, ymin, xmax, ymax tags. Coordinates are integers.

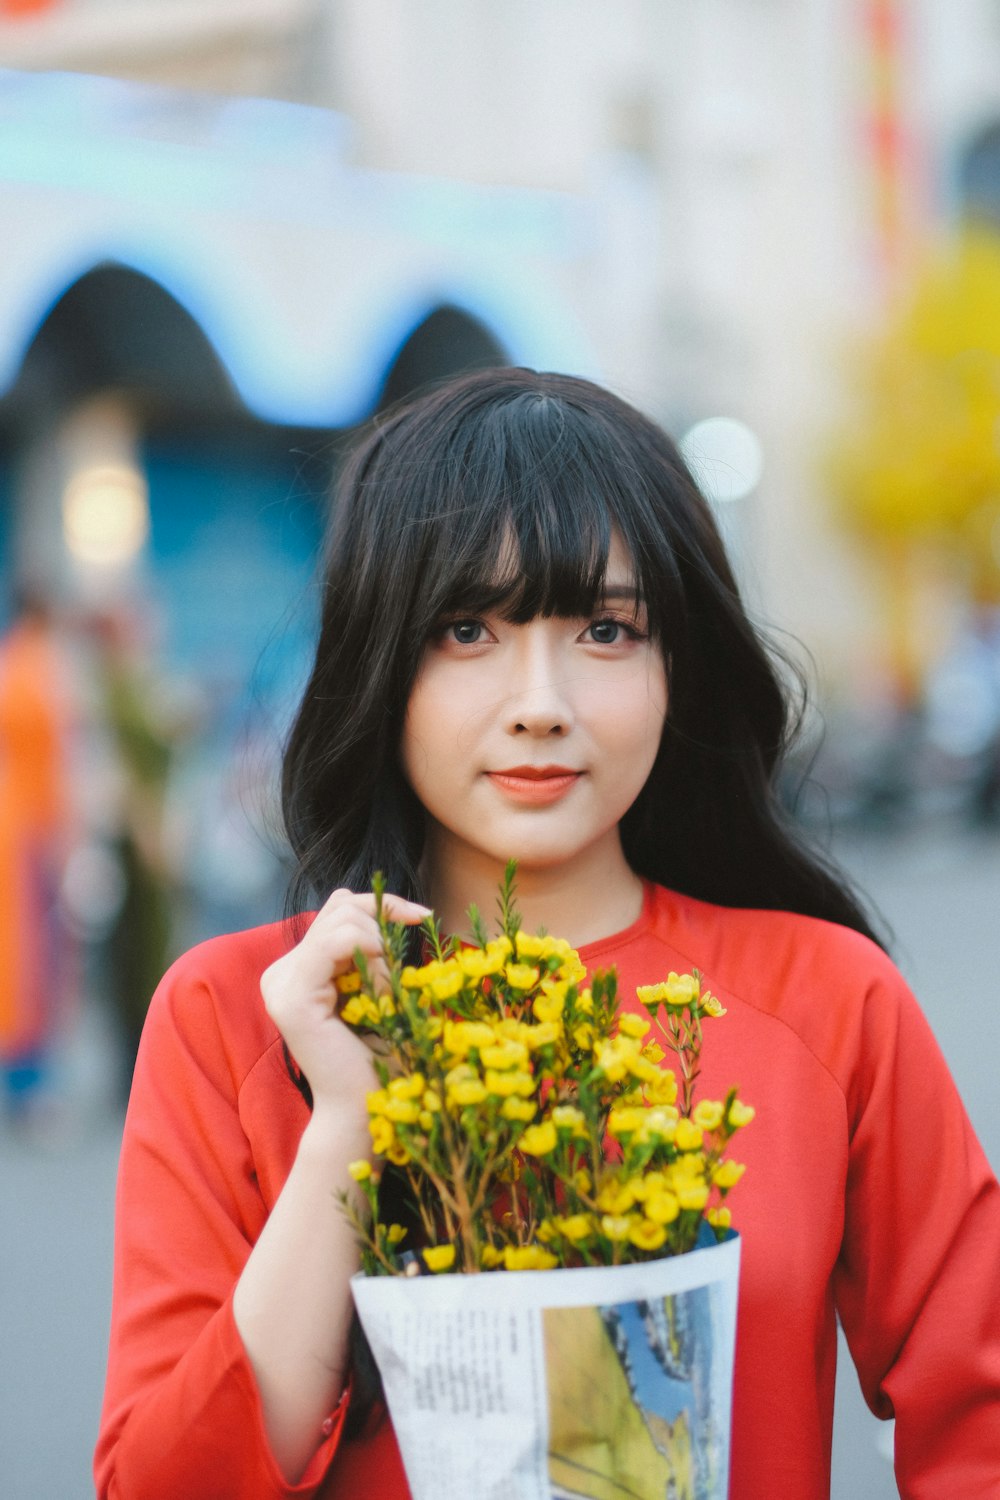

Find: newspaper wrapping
<box><xmin>351</xmin><ymin>1231</ymin><xmax>740</xmax><ymax>1500</ymax></box>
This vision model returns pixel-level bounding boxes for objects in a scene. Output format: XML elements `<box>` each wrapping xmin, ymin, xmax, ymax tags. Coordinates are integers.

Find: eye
<box><xmin>585</xmin><ymin>617</ymin><xmax>643</xmax><ymax>645</ymax></box>
<box><xmin>447</xmin><ymin>619</ymin><xmax>486</xmax><ymax>645</ymax></box>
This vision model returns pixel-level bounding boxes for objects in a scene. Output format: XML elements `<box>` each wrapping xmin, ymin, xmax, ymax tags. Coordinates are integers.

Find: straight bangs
<box><xmin>376</xmin><ymin>387</ymin><xmax>687</xmax><ymax>652</ymax></box>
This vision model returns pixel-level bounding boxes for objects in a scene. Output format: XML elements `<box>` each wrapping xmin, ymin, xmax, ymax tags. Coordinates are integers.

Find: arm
<box><xmin>95</xmin><ymin>891</ymin><xmax>428</xmax><ymax>1500</ymax></box>
<box><xmin>234</xmin><ymin>890</ymin><xmax>429</xmax><ymax>1480</ymax></box>
<box><xmin>833</xmin><ymin>959</ymin><xmax>1000</xmax><ymax>1496</ymax></box>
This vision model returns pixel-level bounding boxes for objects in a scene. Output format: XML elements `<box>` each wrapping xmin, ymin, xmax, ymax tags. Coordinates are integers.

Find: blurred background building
<box><xmin>2</xmin><ymin>3</ymin><xmax>1000</xmax><ymax>1497</ymax></box>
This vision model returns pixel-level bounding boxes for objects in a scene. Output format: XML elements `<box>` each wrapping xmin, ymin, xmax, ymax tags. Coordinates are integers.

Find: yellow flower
<box><xmin>707</xmin><ymin>1206</ymin><xmax>732</xmax><ymax>1230</ymax></box>
<box><xmin>485</xmin><ymin>1068</ymin><xmax>535</xmax><ymax>1098</ymax></box>
<box><xmin>636</xmin><ymin>982</ymin><xmax>670</xmax><ymax>1010</ymax></box>
<box><xmin>480</xmin><ymin>1040</ymin><xmax>529</xmax><ymax>1071</ymax></box>
<box><xmin>558</xmin><ymin>957</ymin><xmax>586</xmax><ymax>983</ymax></box>
<box><xmin>532</xmin><ymin>990</ymin><xmax>565</xmax><ymax>1023</ymax></box>
<box><xmin>423</xmin><ymin>1245</ymin><xmax>456</xmax><ymax>1272</ymax></box>
<box><xmin>387</xmin><ymin>1223</ymin><xmax>408</xmax><ymax>1245</ymax></box>
<box><xmin>418</xmin><ymin>1110</ymin><xmax>435</xmax><ymax>1131</ymax></box>
<box><xmin>663</xmin><ymin>972</ymin><xmax>700</xmax><ymax>1008</ymax></box>
<box><xmin>383</xmin><ymin>1098</ymin><xmax>420</xmax><ymax>1125</ymax></box>
<box><xmin>385</xmin><ymin>1140</ymin><xmax>411</xmax><ymax>1166</ymax></box>
<box><xmin>641</xmin><ymin>1040</ymin><xmax>665</xmax><ymax>1063</ymax></box>
<box><xmin>629</xmin><ymin>1219</ymin><xmax>668</xmax><ymax>1252</ymax></box>
<box><xmin>347</xmin><ymin>1159</ymin><xmax>372</xmax><ymax>1182</ymax></box>
<box><xmin>388</xmin><ymin>1074</ymin><xmax>425</xmax><ymax>1101</ymax></box>
<box><xmin>618</xmin><ymin>1013</ymin><xmax>651</xmax><ymax>1039</ymax></box>
<box><xmin>444</xmin><ymin>1020</ymin><xmax>496</xmax><ymax>1056</ymax></box>
<box><xmin>340</xmin><ymin>995</ymin><xmax>380</xmax><ymax>1027</ymax></box>
<box><xmin>669</xmin><ymin>1155</ymin><xmax>706</xmax><ymax>1185</ymax></box>
<box><xmin>422</xmin><ymin>1088</ymin><xmax>441</xmax><ymax>1113</ymax></box>
<box><xmin>700</xmin><ymin>992</ymin><xmax>727</xmax><ymax>1018</ymax></box>
<box><xmin>674</xmin><ymin>1118</ymin><xmax>704</xmax><ymax>1152</ymax></box>
<box><xmin>500</xmin><ymin>1097</ymin><xmax>536</xmax><ymax>1122</ymax></box>
<box><xmin>571</xmin><ymin>1167</ymin><xmax>592</xmax><ymax>1194</ymax></box>
<box><xmin>335</xmin><ymin>970</ymin><xmax>363</xmax><ymax>995</ymax></box>
<box><xmin>728</xmin><ymin>1100</ymin><xmax>755</xmax><ymax>1129</ymax></box>
<box><xmin>513</xmin><ymin>931</ymin><xmax>552</xmax><ymax>959</ymax></box>
<box><xmin>596</xmin><ymin>1180</ymin><xmax>636</xmax><ymax>1214</ymax></box>
<box><xmin>459</xmin><ymin>948</ymin><xmax>505</xmax><ymax>980</ymax></box>
<box><xmin>558</xmin><ymin>1213</ymin><xmax>595</xmax><ymax>1242</ymax></box>
<box><xmin>430</xmin><ymin>969</ymin><xmax>465</xmax><ymax>1001</ymax></box>
<box><xmin>448</xmin><ymin>1079</ymin><xmax>488</xmax><ymax>1108</ymax></box>
<box><xmin>608</xmin><ymin>1107</ymin><xmax>644</xmax><ymax>1139</ymax></box>
<box><xmin>594</xmin><ymin>1039</ymin><xmax>631</xmax><ymax>1082</ymax></box>
<box><xmin>644</xmin><ymin>1191</ymin><xmax>680</xmax><ymax>1225</ymax></box>
<box><xmin>369</xmin><ymin>1117</ymin><xmax>395</xmax><ymax>1154</ymax></box>
<box><xmin>506</xmin><ymin>962</ymin><xmax>540</xmax><ymax>991</ymax></box>
<box><xmin>518</xmin><ymin>1121</ymin><xmax>558</xmax><ymax>1156</ymax></box>
<box><xmin>485</xmin><ymin>936</ymin><xmax>513</xmax><ymax>961</ymax></box>
<box><xmin>574</xmin><ymin>988</ymin><xmax>594</xmax><ymax>1015</ymax></box>
<box><xmin>550</xmin><ymin>1104</ymin><xmax>587</xmax><ymax>1137</ymax></box>
<box><xmin>693</xmin><ymin>1099</ymin><xmax>725</xmax><ymax>1131</ymax></box>
<box><xmin>676</xmin><ymin>1180</ymin><xmax>709</xmax><ymax>1211</ymax></box>
<box><xmin>524</xmin><ymin>1021</ymin><xmax>561</xmax><ymax>1050</ymax></box>
<box><xmin>713</xmin><ymin>1160</ymin><xmax>746</xmax><ymax>1190</ymax></box>
<box><xmin>503</xmin><ymin>1244</ymin><xmax>559</xmax><ymax>1271</ymax></box>
<box><xmin>644</xmin><ymin>1071</ymin><xmax>678</xmax><ymax>1107</ymax></box>
<box><xmin>599</xmin><ymin>1214</ymin><xmax>634</xmax><ymax>1242</ymax></box>
<box><xmin>638</xmin><ymin>1108</ymin><xmax>677</xmax><ymax>1143</ymax></box>
<box><xmin>366</xmin><ymin>1088</ymin><xmax>389</xmax><ymax>1116</ymax></box>
<box><xmin>572</xmin><ymin>1023</ymin><xmax>595</xmax><ymax>1050</ymax></box>
<box><xmin>480</xmin><ymin>1244</ymin><xmax>504</xmax><ymax>1268</ymax></box>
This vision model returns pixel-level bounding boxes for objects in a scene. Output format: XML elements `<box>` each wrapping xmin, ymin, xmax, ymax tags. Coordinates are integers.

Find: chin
<box><xmin>483</xmin><ymin>839</ymin><xmax>587</xmax><ymax>871</ymax></box>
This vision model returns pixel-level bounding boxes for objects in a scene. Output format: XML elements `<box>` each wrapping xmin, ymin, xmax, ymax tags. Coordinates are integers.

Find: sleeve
<box><xmin>93</xmin><ymin>948</ymin><xmax>352</xmax><ymax>1500</ymax></box>
<box><xmin>832</xmin><ymin>955</ymin><xmax>1000</xmax><ymax>1498</ymax></box>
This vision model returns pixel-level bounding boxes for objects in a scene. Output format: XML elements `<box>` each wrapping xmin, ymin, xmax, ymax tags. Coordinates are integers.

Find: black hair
<box><xmin>281</xmin><ymin>366</ymin><xmax>880</xmax><ymax>944</ymax></box>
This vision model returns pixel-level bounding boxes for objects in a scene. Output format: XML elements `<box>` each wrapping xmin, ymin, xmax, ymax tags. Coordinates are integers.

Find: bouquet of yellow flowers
<box><xmin>339</xmin><ymin>865</ymin><xmax>753</xmax><ymax>1276</ymax></box>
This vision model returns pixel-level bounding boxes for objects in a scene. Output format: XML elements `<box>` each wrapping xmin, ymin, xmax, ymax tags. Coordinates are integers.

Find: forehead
<box><xmin>603</xmin><ymin>531</ymin><xmax>637</xmax><ymax>584</ymax></box>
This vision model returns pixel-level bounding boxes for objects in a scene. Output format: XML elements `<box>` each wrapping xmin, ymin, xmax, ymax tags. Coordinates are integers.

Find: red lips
<box><xmin>485</xmin><ymin>766</ymin><xmax>583</xmax><ymax>805</ymax></box>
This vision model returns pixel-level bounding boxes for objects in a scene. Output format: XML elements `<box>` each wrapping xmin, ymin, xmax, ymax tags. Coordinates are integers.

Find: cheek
<box><xmin>595</xmin><ymin>663</ymin><xmax>667</xmax><ymax>751</ymax></box>
<box><xmin>400</xmin><ymin>667</ymin><xmax>479</xmax><ymax>788</ymax></box>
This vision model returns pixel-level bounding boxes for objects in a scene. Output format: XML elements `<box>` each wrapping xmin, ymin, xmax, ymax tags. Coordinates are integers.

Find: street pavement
<box><xmin>2</xmin><ymin>825</ymin><xmax>997</xmax><ymax>1500</ymax></box>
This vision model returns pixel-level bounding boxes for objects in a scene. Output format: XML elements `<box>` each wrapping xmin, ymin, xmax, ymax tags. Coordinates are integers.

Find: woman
<box><xmin>96</xmin><ymin>369</ymin><xmax>1000</xmax><ymax>1499</ymax></box>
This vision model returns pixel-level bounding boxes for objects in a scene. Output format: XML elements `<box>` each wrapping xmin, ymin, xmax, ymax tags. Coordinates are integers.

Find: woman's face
<box><xmin>400</xmin><ymin>534</ymin><xmax>668</xmax><ymax>878</ymax></box>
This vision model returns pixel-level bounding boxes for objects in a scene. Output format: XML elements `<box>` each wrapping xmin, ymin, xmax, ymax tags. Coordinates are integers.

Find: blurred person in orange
<box><xmin>0</xmin><ymin>588</ymin><xmax>74</xmax><ymax>1120</ymax></box>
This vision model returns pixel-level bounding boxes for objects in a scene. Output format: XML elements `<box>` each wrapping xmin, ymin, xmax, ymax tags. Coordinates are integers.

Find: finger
<box><xmin>319</xmin><ymin>887</ymin><xmax>432</xmax><ymax>925</ymax></box>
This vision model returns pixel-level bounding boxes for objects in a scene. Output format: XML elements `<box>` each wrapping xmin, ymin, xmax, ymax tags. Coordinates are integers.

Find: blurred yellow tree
<box><xmin>828</xmin><ymin>230</ymin><xmax>1000</xmax><ymax>699</ymax></box>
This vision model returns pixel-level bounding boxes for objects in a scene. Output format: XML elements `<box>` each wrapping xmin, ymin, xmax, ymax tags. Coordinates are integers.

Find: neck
<box><xmin>420</xmin><ymin>830</ymin><xmax>646</xmax><ymax>950</ymax></box>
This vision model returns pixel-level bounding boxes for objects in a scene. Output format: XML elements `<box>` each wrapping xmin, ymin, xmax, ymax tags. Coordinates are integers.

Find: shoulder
<box><xmin>644</xmin><ymin>884</ymin><xmax>921</xmax><ymax>1094</ymax></box>
<box><xmin>140</xmin><ymin>915</ymin><xmax>314</xmax><ymax>1094</ymax></box>
<box><xmin>645</xmin><ymin>882</ymin><xmax>896</xmax><ymax>988</ymax></box>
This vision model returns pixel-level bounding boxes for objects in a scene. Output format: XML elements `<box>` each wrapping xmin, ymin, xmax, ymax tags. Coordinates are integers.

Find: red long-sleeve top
<box><xmin>95</xmin><ymin>882</ymin><xmax>1000</xmax><ymax>1498</ymax></box>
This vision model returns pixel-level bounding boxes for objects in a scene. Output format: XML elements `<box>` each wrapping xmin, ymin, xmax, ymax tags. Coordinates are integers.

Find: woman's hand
<box><xmin>260</xmin><ymin>887</ymin><xmax>431</xmax><ymax>1121</ymax></box>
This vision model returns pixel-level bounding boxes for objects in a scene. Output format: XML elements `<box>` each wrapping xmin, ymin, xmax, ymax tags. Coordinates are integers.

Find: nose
<box><xmin>502</xmin><ymin>631</ymin><xmax>573</xmax><ymax>738</ymax></box>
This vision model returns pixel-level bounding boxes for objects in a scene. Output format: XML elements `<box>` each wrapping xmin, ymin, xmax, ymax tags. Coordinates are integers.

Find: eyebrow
<box><xmin>598</xmin><ymin>585</ymin><xmax>641</xmax><ymax>601</ymax></box>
